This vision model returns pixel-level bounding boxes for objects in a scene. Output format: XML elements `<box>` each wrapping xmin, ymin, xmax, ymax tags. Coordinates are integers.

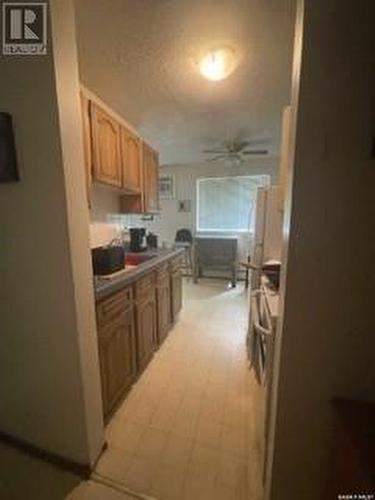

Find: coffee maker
<box><xmin>129</xmin><ymin>228</ymin><xmax>147</xmax><ymax>252</ymax></box>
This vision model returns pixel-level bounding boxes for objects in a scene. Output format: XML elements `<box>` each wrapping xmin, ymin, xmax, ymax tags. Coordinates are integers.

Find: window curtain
<box><xmin>197</xmin><ymin>175</ymin><xmax>269</xmax><ymax>232</ymax></box>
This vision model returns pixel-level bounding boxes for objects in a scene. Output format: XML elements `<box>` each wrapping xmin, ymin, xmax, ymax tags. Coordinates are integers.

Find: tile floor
<box><xmin>0</xmin><ymin>440</ymin><xmax>135</xmax><ymax>500</ymax></box>
<box><xmin>95</xmin><ymin>278</ymin><xmax>266</xmax><ymax>500</ymax></box>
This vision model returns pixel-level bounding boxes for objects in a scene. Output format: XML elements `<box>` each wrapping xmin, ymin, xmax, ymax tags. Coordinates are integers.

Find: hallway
<box><xmin>95</xmin><ymin>279</ymin><xmax>264</xmax><ymax>500</ymax></box>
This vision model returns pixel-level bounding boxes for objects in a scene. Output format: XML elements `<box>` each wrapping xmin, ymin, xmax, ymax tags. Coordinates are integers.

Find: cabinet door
<box><xmin>80</xmin><ymin>93</ymin><xmax>92</xmax><ymax>206</ymax></box>
<box><xmin>278</xmin><ymin>106</ymin><xmax>292</xmax><ymax>211</ymax></box>
<box><xmin>143</xmin><ymin>143</ymin><xmax>159</xmax><ymax>213</ymax></box>
<box><xmin>121</xmin><ymin>126</ymin><xmax>142</xmax><ymax>192</ymax></box>
<box><xmin>91</xmin><ymin>103</ymin><xmax>122</xmax><ymax>187</ymax></box>
<box><xmin>98</xmin><ymin>309</ymin><xmax>137</xmax><ymax>419</ymax></box>
<box><xmin>157</xmin><ymin>282</ymin><xmax>171</xmax><ymax>345</ymax></box>
<box><xmin>171</xmin><ymin>270</ymin><xmax>183</xmax><ymax>322</ymax></box>
<box><xmin>135</xmin><ymin>295</ymin><xmax>157</xmax><ymax>372</ymax></box>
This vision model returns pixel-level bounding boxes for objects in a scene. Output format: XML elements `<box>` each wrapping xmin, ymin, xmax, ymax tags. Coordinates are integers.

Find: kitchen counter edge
<box><xmin>94</xmin><ymin>248</ymin><xmax>185</xmax><ymax>301</ymax></box>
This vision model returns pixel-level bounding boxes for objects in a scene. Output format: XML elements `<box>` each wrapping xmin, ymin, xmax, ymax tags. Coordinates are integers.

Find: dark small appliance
<box><xmin>129</xmin><ymin>228</ymin><xmax>146</xmax><ymax>252</ymax></box>
<box><xmin>91</xmin><ymin>245</ymin><xmax>125</xmax><ymax>276</ymax></box>
<box><xmin>146</xmin><ymin>232</ymin><xmax>158</xmax><ymax>249</ymax></box>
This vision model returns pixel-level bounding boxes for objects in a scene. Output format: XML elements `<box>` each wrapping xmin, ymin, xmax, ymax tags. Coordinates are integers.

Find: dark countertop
<box><xmin>94</xmin><ymin>248</ymin><xmax>184</xmax><ymax>301</ymax></box>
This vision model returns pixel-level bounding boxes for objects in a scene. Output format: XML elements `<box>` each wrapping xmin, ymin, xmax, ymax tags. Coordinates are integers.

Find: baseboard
<box><xmin>0</xmin><ymin>429</ymin><xmax>107</xmax><ymax>479</ymax></box>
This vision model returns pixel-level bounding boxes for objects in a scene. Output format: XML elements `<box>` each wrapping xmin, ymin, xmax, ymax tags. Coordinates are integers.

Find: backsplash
<box><xmin>89</xmin><ymin>222</ymin><xmax>121</xmax><ymax>248</ymax></box>
<box><xmin>89</xmin><ymin>183</ymin><xmax>122</xmax><ymax>248</ymax></box>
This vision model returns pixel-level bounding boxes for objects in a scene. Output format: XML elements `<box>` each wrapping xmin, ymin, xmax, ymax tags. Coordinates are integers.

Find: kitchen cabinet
<box><xmin>96</xmin><ymin>288</ymin><xmax>137</xmax><ymax>420</ymax></box>
<box><xmin>156</xmin><ymin>264</ymin><xmax>172</xmax><ymax>345</ymax></box>
<box><xmin>121</xmin><ymin>125</ymin><xmax>142</xmax><ymax>193</ymax></box>
<box><xmin>170</xmin><ymin>258</ymin><xmax>183</xmax><ymax>322</ymax></box>
<box><xmin>80</xmin><ymin>88</ymin><xmax>159</xmax><ymax>213</ymax></box>
<box><xmin>80</xmin><ymin>92</ymin><xmax>92</xmax><ymax>205</ymax></box>
<box><xmin>120</xmin><ymin>142</ymin><xmax>159</xmax><ymax>214</ymax></box>
<box><xmin>143</xmin><ymin>142</ymin><xmax>159</xmax><ymax>213</ymax></box>
<box><xmin>94</xmin><ymin>250</ymin><xmax>185</xmax><ymax>422</ymax></box>
<box><xmin>120</xmin><ymin>193</ymin><xmax>143</xmax><ymax>214</ymax></box>
<box><xmin>278</xmin><ymin>105</ymin><xmax>292</xmax><ymax>211</ymax></box>
<box><xmin>134</xmin><ymin>273</ymin><xmax>157</xmax><ymax>371</ymax></box>
<box><xmin>90</xmin><ymin>102</ymin><xmax>122</xmax><ymax>188</ymax></box>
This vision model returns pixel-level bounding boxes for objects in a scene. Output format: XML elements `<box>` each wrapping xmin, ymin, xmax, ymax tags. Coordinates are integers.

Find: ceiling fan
<box><xmin>203</xmin><ymin>139</ymin><xmax>268</xmax><ymax>163</ymax></box>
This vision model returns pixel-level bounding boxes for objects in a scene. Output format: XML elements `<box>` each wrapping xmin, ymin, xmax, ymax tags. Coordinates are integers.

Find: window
<box><xmin>196</xmin><ymin>175</ymin><xmax>269</xmax><ymax>232</ymax></box>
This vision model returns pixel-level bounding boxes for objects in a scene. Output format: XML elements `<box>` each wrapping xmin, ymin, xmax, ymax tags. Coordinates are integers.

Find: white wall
<box><xmin>0</xmin><ymin>0</ymin><xmax>104</xmax><ymax>466</ymax></box>
<box><xmin>89</xmin><ymin>184</ymin><xmax>122</xmax><ymax>248</ymax></box>
<box><xmin>125</xmin><ymin>157</ymin><xmax>278</xmax><ymax>260</ymax></box>
<box><xmin>268</xmin><ymin>1</ymin><xmax>375</xmax><ymax>498</ymax></box>
<box><xmin>50</xmin><ymin>0</ymin><xmax>104</xmax><ymax>465</ymax></box>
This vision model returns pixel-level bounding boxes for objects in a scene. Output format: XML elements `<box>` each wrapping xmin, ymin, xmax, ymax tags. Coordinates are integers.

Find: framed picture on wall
<box><xmin>159</xmin><ymin>174</ymin><xmax>175</xmax><ymax>199</ymax></box>
<box><xmin>178</xmin><ymin>200</ymin><xmax>191</xmax><ymax>212</ymax></box>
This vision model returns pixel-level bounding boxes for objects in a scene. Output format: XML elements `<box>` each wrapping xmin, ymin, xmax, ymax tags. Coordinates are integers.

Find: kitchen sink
<box><xmin>125</xmin><ymin>253</ymin><xmax>157</xmax><ymax>266</ymax></box>
<box><xmin>95</xmin><ymin>253</ymin><xmax>158</xmax><ymax>282</ymax></box>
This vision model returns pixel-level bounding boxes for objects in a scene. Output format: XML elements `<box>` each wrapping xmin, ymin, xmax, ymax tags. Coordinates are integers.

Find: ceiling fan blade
<box><xmin>202</xmin><ymin>149</ymin><xmax>228</xmax><ymax>154</ymax></box>
<box><xmin>242</xmin><ymin>149</ymin><xmax>269</xmax><ymax>155</ymax></box>
<box><xmin>236</xmin><ymin>140</ymin><xmax>252</xmax><ymax>150</ymax></box>
<box><xmin>206</xmin><ymin>154</ymin><xmax>227</xmax><ymax>162</ymax></box>
<box><xmin>243</xmin><ymin>138</ymin><xmax>270</xmax><ymax>145</ymax></box>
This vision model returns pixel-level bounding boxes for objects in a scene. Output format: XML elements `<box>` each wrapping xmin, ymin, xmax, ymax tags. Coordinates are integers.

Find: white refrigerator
<box><xmin>250</xmin><ymin>184</ymin><xmax>283</xmax><ymax>289</ymax></box>
<box><xmin>247</xmin><ymin>186</ymin><xmax>283</xmax><ymax>484</ymax></box>
<box><xmin>248</xmin><ymin>106</ymin><xmax>292</xmax><ymax>486</ymax></box>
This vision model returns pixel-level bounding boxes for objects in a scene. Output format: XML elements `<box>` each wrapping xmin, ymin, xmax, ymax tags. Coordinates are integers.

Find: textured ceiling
<box><xmin>74</xmin><ymin>0</ymin><xmax>296</xmax><ymax>165</ymax></box>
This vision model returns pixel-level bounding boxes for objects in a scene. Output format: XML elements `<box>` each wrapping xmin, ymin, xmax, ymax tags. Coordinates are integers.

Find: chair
<box><xmin>174</xmin><ymin>229</ymin><xmax>194</xmax><ymax>276</ymax></box>
<box><xmin>194</xmin><ymin>237</ymin><xmax>238</xmax><ymax>287</ymax></box>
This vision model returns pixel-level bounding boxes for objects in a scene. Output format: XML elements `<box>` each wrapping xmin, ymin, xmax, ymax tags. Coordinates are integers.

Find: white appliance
<box><xmin>248</xmin><ymin>185</ymin><xmax>282</xmax><ymax>483</ymax></box>
<box><xmin>248</xmin><ymin>277</ymin><xmax>279</xmax><ymax>483</ymax></box>
<box><xmin>247</xmin><ymin>184</ymin><xmax>282</xmax><ymax>379</ymax></box>
<box><xmin>247</xmin><ymin>105</ymin><xmax>292</xmax><ymax>486</ymax></box>
<box><xmin>248</xmin><ymin>277</ymin><xmax>278</xmax><ymax>385</ymax></box>
<box><xmin>250</xmin><ymin>185</ymin><xmax>283</xmax><ymax>290</ymax></box>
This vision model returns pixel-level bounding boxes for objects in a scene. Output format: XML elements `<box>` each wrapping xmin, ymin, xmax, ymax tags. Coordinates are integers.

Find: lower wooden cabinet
<box><xmin>97</xmin><ymin>306</ymin><xmax>137</xmax><ymax>420</ymax></box>
<box><xmin>95</xmin><ymin>256</ymin><xmax>184</xmax><ymax>421</ymax></box>
<box><xmin>171</xmin><ymin>260</ymin><xmax>183</xmax><ymax>322</ymax></box>
<box><xmin>134</xmin><ymin>274</ymin><xmax>158</xmax><ymax>371</ymax></box>
<box><xmin>156</xmin><ymin>265</ymin><xmax>172</xmax><ymax>345</ymax></box>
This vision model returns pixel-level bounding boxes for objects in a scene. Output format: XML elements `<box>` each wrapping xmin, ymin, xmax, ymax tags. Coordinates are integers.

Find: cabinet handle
<box><xmin>254</xmin><ymin>321</ymin><xmax>272</xmax><ymax>337</ymax></box>
<box><xmin>251</xmin><ymin>291</ymin><xmax>272</xmax><ymax>336</ymax></box>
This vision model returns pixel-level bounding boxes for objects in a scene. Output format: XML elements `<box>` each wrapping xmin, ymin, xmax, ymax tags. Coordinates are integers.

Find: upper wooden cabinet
<box><xmin>80</xmin><ymin>87</ymin><xmax>159</xmax><ymax>212</ymax></box>
<box><xmin>278</xmin><ymin>105</ymin><xmax>292</xmax><ymax>211</ymax></box>
<box><xmin>143</xmin><ymin>142</ymin><xmax>159</xmax><ymax>213</ymax></box>
<box><xmin>121</xmin><ymin>126</ymin><xmax>142</xmax><ymax>193</ymax></box>
<box><xmin>122</xmin><ymin>141</ymin><xmax>159</xmax><ymax>214</ymax></box>
<box><xmin>80</xmin><ymin>92</ymin><xmax>92</xmax><ymax>205</ymax></box>
<box><xmin>90</xmin><ymin>102</ymin><xmax>122</xmax><ymax>188</ymax></box>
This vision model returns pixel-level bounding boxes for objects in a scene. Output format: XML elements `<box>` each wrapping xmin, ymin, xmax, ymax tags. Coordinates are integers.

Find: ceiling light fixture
<box><xmin>199</xmin><ymin>47</ymin><xmax>235</xmax><ymax>81</ymax></box>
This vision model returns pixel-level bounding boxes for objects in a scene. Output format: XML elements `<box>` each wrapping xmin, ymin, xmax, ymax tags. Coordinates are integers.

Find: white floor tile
<box><xmin>98</xmin><ymin>279</ymin><xmax>264</xmax><ymax>500</ymax></box>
